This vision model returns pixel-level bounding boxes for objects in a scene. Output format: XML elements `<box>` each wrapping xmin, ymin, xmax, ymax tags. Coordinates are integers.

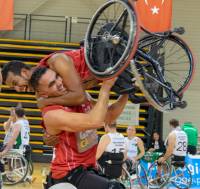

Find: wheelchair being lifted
<box><xmin>84</xmin><ymin>0</ymin><xmax>195</xmax><ymax>112</ymax></box>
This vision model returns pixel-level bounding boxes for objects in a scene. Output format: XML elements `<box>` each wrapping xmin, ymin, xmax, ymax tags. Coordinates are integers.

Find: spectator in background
<box><xmin>182</xmin><ymin>122</ymin><xmax>198</xmax><ymax>155</ymax></box>
<box><xmin>148</xmin><ymin>131</ymin><xmax>165</xmax><ymax>153</ymax></box>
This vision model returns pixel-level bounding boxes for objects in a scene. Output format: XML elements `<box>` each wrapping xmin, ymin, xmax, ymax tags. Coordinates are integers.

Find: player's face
<box><xmin>5</xmin><ymin>71</ymin><xmax>30</xmax><ymax>92</ymax></box>
<box><xmin>127</xmin><ymin>126</ymin><xmax>136</xmax><ymax>137</ymax></box>
<box><xmin>37</xmin><ymin>69</ymin><xmax>67</xmax><ymax>97</ymax></box>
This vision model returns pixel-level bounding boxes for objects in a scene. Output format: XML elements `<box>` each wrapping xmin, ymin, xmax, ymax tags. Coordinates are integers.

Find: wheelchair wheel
<box><xmin>120</xmin><ymin>165</ymin><xmax>132</xmax><ymax>189</ymax></box>
<box><xmin>171</xmin><ymin>165</ymin><xmax>192</xmax><ymax>189</ymax></box>
<box><xmin>84</xmin><ymin>0</ymin><xmax>139</xmax><ymax>80</ymax></box>
<box><xmin>131</xmin><ymin>34</ymin><xmax>195</xmax><ymax>112</ymax></box>
<box><xmin>2</xmin><ymin>152</ymin><xmax>28</xmax><ymax>185</ymax></box>
<box><xmin>136</xmin><ymin>162</ymin><xmax>148</xmax><ymax>189</ymax></box>
<box><xmin>147</xmin><ymin>161</ymin><xmax>171</xmax><ymax>189</ymax></box>
<box><xmin>28</xmin><ymin>160</ymin><xmax>34</xmax><ymax>176</ymax></box>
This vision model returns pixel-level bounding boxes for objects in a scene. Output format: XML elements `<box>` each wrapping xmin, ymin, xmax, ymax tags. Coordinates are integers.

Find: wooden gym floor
<box><xmin>4</xmin><ymin>163</ymin><xmax>50</xmax><ymax>189</ymax></box>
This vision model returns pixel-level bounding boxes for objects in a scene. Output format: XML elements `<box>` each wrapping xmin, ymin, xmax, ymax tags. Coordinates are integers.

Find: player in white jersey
<box><xmin>96</xmin><ymin>122</ymin><xmax>126</xmax><ymax>160</ymax></box>
<box><xmin>125</xmin><ymin>126</ymin><xmax>145</xmax><ymax>162</ymax></box>
<box><xmin>0</xmin><ymin>107</ymin><xmax>30</xmax><ymax>157</ymax></box>
<box><xmin>158</xmin><ymin>119</ymin><xmax>188</xmax><ymax>164</ymax></box>
<box><xmin>124</xmin><ymin>126</ymin><xmax>145</xmax><ymax>174</ymax></box>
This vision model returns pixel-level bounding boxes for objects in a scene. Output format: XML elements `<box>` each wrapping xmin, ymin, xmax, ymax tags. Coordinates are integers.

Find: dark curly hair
<box><xmin>29</xmin><ymin>67</ymin><xmax>48</xmax><ymax>91</ymax></box>
<box><xmin>2</xmin><ymin>60</ymin><xmax>30</xmax><ymax>83</ymax></box>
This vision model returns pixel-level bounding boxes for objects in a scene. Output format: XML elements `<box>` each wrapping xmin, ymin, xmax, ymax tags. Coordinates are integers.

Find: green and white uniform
<box><xmin>125</xmin><ymin>137</ymin><xmax>139</xmax><ymax>160</ymax></box>
<box><xmin>14</xmin><ymin>119</ymin><xmax>30</xmax><ymax>150</ymax></box>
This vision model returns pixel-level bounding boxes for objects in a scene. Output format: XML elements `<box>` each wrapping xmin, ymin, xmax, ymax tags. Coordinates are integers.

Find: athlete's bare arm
<box><xmin>105</xmin><ymin>94</ymin><xmax>129</xmax><ymax>125</ymax></box>
<box><xmin>43</xmin><ymin>78</ymin><xmax>116</xmax><ymax>135</ymax></box>
<box><xmin>38</xmin><ymin>53</ymin><xmax>87</xmax><ymax>108</ymax></box>
<box><xmin>88</xmin><ymin>93</ymin><xmax>128</xmax><ymax>124</ymax></box>
<box><xmin>158</xmin><ymin>133</ymin><xmax>176</xmax><ymax>163</ymax></box>
<box><xmin>0</xmin><ymin>124</ymin><xmax>21</xmax><ymax>156</ymax></box>
<box><xmin>96</xmin><ymin>135</ymin><xmax>110</xmax><ymax>160</ymax></box>
<box><xmin>135</xmin><ymin>138</ymin><xmax>145</xmax><ymax>161</ymax></box>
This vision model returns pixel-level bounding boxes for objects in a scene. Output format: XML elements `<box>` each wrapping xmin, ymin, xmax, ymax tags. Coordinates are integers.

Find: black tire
<box><xmin>84</xmin><ymin>0</ymin><xmax>139</xmax><ymax>79</ymax></box>
<box><xmin>131</xmin><ymin>34</ymin><xmax>195</xmax><ymax>112</ymax></box>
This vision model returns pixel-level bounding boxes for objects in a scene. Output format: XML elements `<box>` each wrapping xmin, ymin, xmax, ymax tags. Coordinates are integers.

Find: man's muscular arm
<box><xmin>38</xmin><ymin>53</ymin><xmax>86</xmax><ymax>108</ymax></box>
<box><xmin>43</xmin><ymin>78</ymin><xmax>116</xmax><ymax>135</ymax></box>
<box><xmin>87</xmin><ymin>94</ymin><xmax>129</xmax><ymax>125</ymax></box>
<box><xmin>105</xmin><ymin>94</ymin><xmax>129</xmax><ymax>125</ymax></box>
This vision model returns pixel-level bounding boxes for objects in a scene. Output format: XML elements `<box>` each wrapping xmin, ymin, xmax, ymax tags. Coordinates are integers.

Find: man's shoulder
<box><xmin>42</xmin><ymin>105</ymin><xmax>72</xmax><ymax>115</ymax></box>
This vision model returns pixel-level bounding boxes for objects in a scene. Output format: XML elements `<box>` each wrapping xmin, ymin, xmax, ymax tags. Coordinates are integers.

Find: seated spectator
<box><xmin>148</xmin><ymin>131</ymin><xmax>165</xmax><ymax>153</ymax></box>
<box><xmin>182</xmin><ymin>122</ymin><xmax>198</xmax><ymax>155</ymax></box>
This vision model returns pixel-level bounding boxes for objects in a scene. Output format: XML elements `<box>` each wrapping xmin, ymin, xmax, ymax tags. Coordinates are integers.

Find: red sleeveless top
<box><xmin>38</xmin><ymin>47</ymin><xmax>90</xmax><ymax>80</ymax></box>
<box><xmin>42</xmin><ymin>101</ymin><xmax>98</xmax><ymax>179</ymax></box>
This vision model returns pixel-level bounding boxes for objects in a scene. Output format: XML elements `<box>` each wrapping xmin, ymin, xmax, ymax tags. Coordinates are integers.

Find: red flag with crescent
<box><xmin>135</xmin><ymin>0</ymin><xmax>172</xmax><ymax>32</ymax></box>
<box><xmin>0</xmin><ymin>0</ymin><xmax>14</xmax><ymax>30</ymax></box>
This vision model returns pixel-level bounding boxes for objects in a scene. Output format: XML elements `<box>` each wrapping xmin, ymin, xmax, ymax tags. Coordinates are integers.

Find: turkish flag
<box><xmin>135</xmin><ymin>0</ymin><xmax>172</xmax><ymax>32</ymax></box>
<box><xmin>0</xmin><ymin>0</ymin><xmax>14</xmax><ymax>30</ymax></box>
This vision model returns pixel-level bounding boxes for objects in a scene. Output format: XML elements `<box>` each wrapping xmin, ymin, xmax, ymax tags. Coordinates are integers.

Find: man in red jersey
<box><xmin>29</xmin><ymin>67</ymin><xmax>128</xmax><ymax>189</ymax></box>
<box><xmin>1</xmin><ymin>47</ymin><xmax>98</xmax><ymax>107</ymax></box>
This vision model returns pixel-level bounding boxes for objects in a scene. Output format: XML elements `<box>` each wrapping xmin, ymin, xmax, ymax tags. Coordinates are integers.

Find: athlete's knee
<box><xmin>108</xmin><ymin>181</ymin><xmax>125</xmax><ymax>189</ymax></box>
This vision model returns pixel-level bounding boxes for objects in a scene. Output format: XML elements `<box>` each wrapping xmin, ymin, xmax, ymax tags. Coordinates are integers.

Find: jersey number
<box><xmin>112</xmin><ymin>148</ymin><xmax>124</xmax><ymax>153</ymax></box>
<box><xmin>177</xmin><ymin>141</ymin><xmax>187</xmax><ymax>152</ymax></box>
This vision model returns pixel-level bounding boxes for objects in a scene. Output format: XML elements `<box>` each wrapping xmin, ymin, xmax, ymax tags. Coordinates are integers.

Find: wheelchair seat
<box><xmin>172</xmin><ymin>161</ymin><xmax>185</xmax><ymax>168</ymax></box>
<box><xmin>98</xmin><ymin>152</ymin><xmax>124</xmax><ymax>179</ymax></box>
<box><xmin>49</xmin><ymin>183</ymin><xmax>77</xmax><ymax>189</ymax></box>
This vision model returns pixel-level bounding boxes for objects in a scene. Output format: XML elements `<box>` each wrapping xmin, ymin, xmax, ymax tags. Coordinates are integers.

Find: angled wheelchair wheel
<box><xmin>171</xmin><ymin>164</ymin><xmax>192</xmax><ymax>189</ymax></box>
<box><xmin>136</xmin><ymin>162</ymin><xmax>148</xmax><ymax>189</ymax></box>
<box><xmin>131</xmin><ymin>34</ymin><xmax>195</xmax><ymax>112</ymax></box>
<box><xmin>84</xmin><ymin>0</ymin><xmax>139</xmax><ymax>80</ymax></box>
<box><xmin>147</xmin><ymin>161</ymin><xmax>171</xmax><ymax>189</ymax></box>
<box><xmin>2</xmin><ymin>151</ymin><xmax>28</xmax><ymax>185</ymax></box>
<box><xmin>28</xmin><ymin>160</ymin><xmax>34</xmax><ymax>176</ymax></box>
<box><xmin>120</xmin><ymin>165</ymin><xmax>132</xmax><ymax>189</ymax></box>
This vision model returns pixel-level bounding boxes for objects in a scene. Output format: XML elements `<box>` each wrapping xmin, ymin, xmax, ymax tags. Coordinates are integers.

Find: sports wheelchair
<box><xmin>147</xmin><ymin>157</ymin><xmax>192</xmax><ymax>189</ymax></box>
<box><xmin>84</xmin><ymin>0</ymin><xmax>195</xmax><ymax>112</ymax></box>
<box><xmin>0</xmin><ymin>147</ymin><xmax>33</xmax><ymax>185</ymax></box>
<box><xmin>98</xmin><ymin>152</ymin><xmax>132</xmax><ymax>189</ymax></box>
<box><xmin>98</xmin><ymin>152</ymin><xmax>148</xmax><ymax>189</ymax></box>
